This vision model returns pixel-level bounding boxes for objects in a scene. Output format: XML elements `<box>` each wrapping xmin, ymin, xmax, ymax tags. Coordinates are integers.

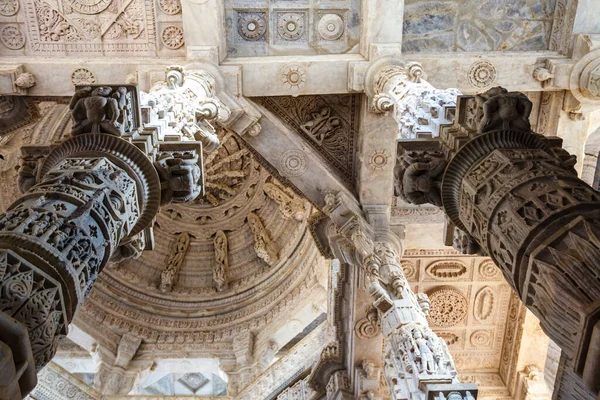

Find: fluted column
<box><xmin>396</xmin><ymin>87</ymin><xmax>600</xmax><ymax>396</ymax></box>
<box><xmin>365</xmin><ymin>58</ymin><xmax>461</xmax><ymax>140</ymax></box>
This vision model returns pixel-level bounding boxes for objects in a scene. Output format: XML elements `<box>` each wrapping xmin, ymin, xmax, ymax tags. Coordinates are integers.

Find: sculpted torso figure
<box><xmin>70</xmin><ymin>86</ymin><xmax>125</xmax><ymax>136</ymax></box>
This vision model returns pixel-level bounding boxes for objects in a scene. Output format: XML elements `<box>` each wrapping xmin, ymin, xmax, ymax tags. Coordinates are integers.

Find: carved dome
<box><xmin>75</xmin><ymin>129</ymin><xmax>326</xmax><ymax>353</ymax></box>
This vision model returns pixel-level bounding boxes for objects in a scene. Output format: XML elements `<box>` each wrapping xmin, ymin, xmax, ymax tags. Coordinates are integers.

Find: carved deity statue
<box><xmin>159</xmin><ymin>232</ymin><xmax>191</xmax><ymax>292</ymax></box>
<box><xmin>155</xmin><ymin>152</ymin><xmax>203</xmax><ymax>204</ymax></box>
<box><xmin>70</xmin><ymin>86</ymin><xmax>128</xmax><ymax>136</ymax></box>
<box><xmin>411</xmin><ymin>328</ymin><xmax>437</xmax><ymax>374</ymax></box>
<box><xmin>213</xmin><ymin>230</ymin><xmax>228</xmax><ymax>292</ymax></box>
<box><xmin>395</xmin><ymin>150</ymin><xmax>447</xmax><ymax>207</ymax></box>
<box><xmin>475</xmin><ymin>86</ymin><xmax>532</xmax><ymax>134</ymax></box>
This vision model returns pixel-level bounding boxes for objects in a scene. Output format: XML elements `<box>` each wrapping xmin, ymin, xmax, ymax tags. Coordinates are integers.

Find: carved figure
<box><xmin>111</xmin><ymin>234</ymin><xmax>145</xmax><ymax>263</ymax></box>
<box><xmin>263</xmin><ymin>182</ymin><xmax>306</xmax><ymax>220</ymax></box>
<box><xmin>395</xmin><ymin>150</ymin><xmax>447</xmax><ymax>207</ymax></box>
<box><xmin>247</xmin><ymin>212</ymin><xmax>277</xmax><ymax>264</ymax></box>
<box><xmin>412</xmin><ymin>328</ymin><xmax>436</xmax><ymax>374</ymax></box>
<box><xmin>155</xmin><ymin>152</ymin><xmax>203</xmax><ymax>204</ymax></box>
<box><xmin>452</xmin><ymin>228</ymin><xmax>483</xmax><ymax>255</ymax></box>
<box><xmin>475</xmin><ymin>86</ymin><xmax>532</xmax><ymax>134</ymax></box>
<box><xmin>17</xmin><ymin>156</ymin><xmax>41</xmax><ymax>193</ymax></box>
<box><xmin>300</xmin><ymin>107</ymin><xmax>341</xmax><ymax>145</ymax></box>
<box><xmin>159</xmin><ymin>232</ymin><xmax>190</xmax><ymax>292</ymax></box>
<box><xmin>70</xmin><ymin>86</ymin><xmax>128</xmax><ymax>136</ymax></box>
<box><xmin>213</xmin><ymin>230</ymin><xmax>228</xmax><ymax>292</ymax></box>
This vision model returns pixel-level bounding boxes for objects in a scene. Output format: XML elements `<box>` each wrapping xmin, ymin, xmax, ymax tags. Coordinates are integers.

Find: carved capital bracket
<box><xmin>139</xmin><ymin>64</ymin><xmax>261</xmax><ymax>140</ymax></box>
<box><xmin>0</xmin><ymin>65</ymin><xmax>36</xmax><ymax>95</ymax></box>
<box><xmin>363</xmin><ymin>57</ymin><xmax>460</xmax><ymax>140</ymax></box>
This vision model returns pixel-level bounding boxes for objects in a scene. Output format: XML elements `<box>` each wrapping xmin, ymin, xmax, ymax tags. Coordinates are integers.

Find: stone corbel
<box><xmin>0</xmin><ymin>65</ymin><xmax>36</xmax><ymax>95</ymax></box>
<box><xmin>139</xmin><ymin>63</ymin><xmax>261</xmax><ymax>140</ymax></box>
<box><xmin>542</xmin><ymin>34</ymin><xmax>600</xmax><ymax>112</ymax></box>
<box><xmin>355</xmin><ymin>360</ymin><xmax>383</xmax><ymax>400</ymax></box>
<box><xmin>362</xmin><ymin>57</ymin><xmax>460</xmax><ymax>139</ymax></box>
<box><xmin>310</xmin><ymin>351</ymin><xmax>347</xmax><ymax>398</ymax></box>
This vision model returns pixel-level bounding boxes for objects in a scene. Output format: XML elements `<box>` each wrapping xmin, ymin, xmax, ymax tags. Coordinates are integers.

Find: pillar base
<box><xmin>0</xmin><ymin>312</ymin><xmax>37</xmax><ymax>399</ymax></box>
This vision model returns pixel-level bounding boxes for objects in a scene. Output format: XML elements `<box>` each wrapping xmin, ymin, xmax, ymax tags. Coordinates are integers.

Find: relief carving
<box><xmin>247</xmin><ymin>212</ymin><xmax>278</xmax><ymax>264</ymax></box>
<box><xmin>159</xmin><ymin>232</ymin><xmax>190</xmax><ymax>293</ymax></box>
<box><xmin>213</xmin><ymin>230</ymin><xmax>228</xmax><ymax>292</ymax></box>
<box><xmin>70</xmin><ymin>86</ymin><xmax>132</xmax><ymax>136</ymax></box>
<box><xmin>263</xmin><ymin>182</ymin><xmax>306</xmax><ymax>221</ymax></box>
<box><xmin>425</xmin><ymin>261</ymin><xmax>468</xmax><ymax>280</ymax></box>
<box><xmin>394</xmin><ymin>149</ymin><xmax>447</xmax><ymax>207</ymax></box>
<box><xmin>354</xmin><ymin>306</ymin><xmax>381</xmax><ymax>340</ymax></box>
<box><xmin>427</xmin><ymin>287</ymin><xmax>468</xmax><ymax>328</ymax></box>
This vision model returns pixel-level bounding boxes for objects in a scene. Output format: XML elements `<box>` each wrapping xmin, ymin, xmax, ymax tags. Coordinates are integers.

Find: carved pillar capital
<box><xmin>364</xmin><ymin>57</ymin><xmax>461</xmax><ymax>139</ymax></box>
<box><xmin>140</xmin><ymin>64</ymin><xmax>261</xmax><ymax>141</ymax></box>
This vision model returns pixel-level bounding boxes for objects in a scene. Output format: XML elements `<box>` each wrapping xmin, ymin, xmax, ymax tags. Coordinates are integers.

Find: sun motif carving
<box><xmin>70</xmin><ymin>68</ymin><xmax>96</xmax><ymax>85</ymax></box>
<box><xmin>427</xmin><ymin>287</ymin><xmax>468</xmax><ymax>328</ymax></box>
<box><xmin>161</xmin><ymin>25</ymin><xmax>184</xmax><ymax>49</ymax></box>
<box><xmin>277</xmin><ymin>12</ymin><xmax>305</xmax><ymax>41</ymax></box>
<box><xmin>318</xmin><ymin>14</ymin><xmax>344</xmax><ymax>41</ymax></box>
<box><xmin>468</xmin><ymin>61</ymin><xmax>497</xmax><ymax>88</ymax></box>
<box><xmin>281</xmin><ymin>65</ymin><xmax>307</xmax><ymax>90</ymax></box>
<box><xmin>0</xmin><ymin>25</ymin><xmax>25</xmax><ymax>49</ymax></box>
<box><xmin>158</xmin><ymin>0</ymin><xmax>181</xmax><ymax>14</ymax></box>
<box><xmin>237</xmin><ymin>12</ymin><xmax>267</xmax><ymax>41</ymax></box>
<box><xmin>0</xmin><ymin>0</ymin><xmax>19</xmax><ymax>16</ymax></box>
<box><xmin>368</xmin><ymin>149</ymin><xmax>390</xmax><ymax>170</ymax></box>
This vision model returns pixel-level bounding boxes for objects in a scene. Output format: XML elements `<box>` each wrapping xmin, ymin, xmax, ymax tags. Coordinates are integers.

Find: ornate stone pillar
<box><xmin>319</xmin><ymin>193</ymin><xmax>477</xmax><ymax>400</ymax></box>
<box><xmin>365</xmin><ymin>58</ymin><xmax>461</xmax><ymax>140</ymax></box>
<box><xmin>396</xmin><ymin>87</ymin><xmax>600</xmax><ymax>396</ymax></box>
<box><xmin>0</xmin><ymin>75</ymin><xmax>208</xmax><ymax>398</ymax></box>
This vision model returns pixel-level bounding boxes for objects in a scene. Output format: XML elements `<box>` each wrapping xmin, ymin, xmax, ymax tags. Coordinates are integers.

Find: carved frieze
<box><xmin>23</xmin><ymin>0</ymin><xmax>165</xmax><ymax>56</ymax></box>
<box><xmin>254</xmin><ymin>94</ymin><xmax>359</xmax><ymax>185</ymax></box>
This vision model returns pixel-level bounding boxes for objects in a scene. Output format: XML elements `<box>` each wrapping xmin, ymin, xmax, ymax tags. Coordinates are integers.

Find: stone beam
<box><xmin>355</xmin><ymin>94</ymin><xmax>398</xmax><ymax>209</ymax></box>
<box><xmin>181</xmin><ymin>0</ymin><xmax>226</xmax><ymax>63</ymax></box>
<box><xmin>240</xmin><ymin>100</ymin><xmax>356</xmax><ymax>210</ymax></box>
<box><xmin>0</xmin><ymin>50</ymin><xmax>580</xmax><ymax>97</ymax></box>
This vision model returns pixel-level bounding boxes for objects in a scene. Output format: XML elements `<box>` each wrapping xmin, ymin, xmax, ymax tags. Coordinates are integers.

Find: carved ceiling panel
<box><xmin>254</xmin><ymin>94</ymin><xmax>359</xmax><ymax>187</ymax></box>
<box><xmin>403</xmin><ymin>249</ymin><xmax>521</xmax><ymax>398</ymax></box>
<box><xmin>0</xmin><ymin>0</ymin><xmax>184</xmax><ymax>57</ymax></box>
<box><xmin>225</xmin><ymin>0</ymin><xmax>360</xmax><ymax>57</ymax></box>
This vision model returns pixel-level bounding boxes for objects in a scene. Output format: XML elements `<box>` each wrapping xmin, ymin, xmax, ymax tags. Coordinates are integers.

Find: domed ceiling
<box><xmin>73</xmin><ymin>128</ymin><xmax>328</xmax><ymax>359</ymax></box>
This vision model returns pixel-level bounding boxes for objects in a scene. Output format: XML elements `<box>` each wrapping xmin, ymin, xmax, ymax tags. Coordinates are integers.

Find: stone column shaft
<box><xmin>0</xmin><ymin>69</ymin><xmax>213</xmax><ymax>398</ymax></box>
<box><xmin>396</xmin><ymin>87</ymin><xmax>600</xmax><ymax>396</ymax></box>
<box><xmin>319</xmin><ymin>194</ymin><xmax>477</xmax><ymax>400</ymax></box>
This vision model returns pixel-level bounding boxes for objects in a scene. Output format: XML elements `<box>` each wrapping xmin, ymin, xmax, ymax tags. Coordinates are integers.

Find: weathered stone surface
<box><xmin>402</xmin><ymin>0</ymin><xmax>557</xmax><ymax>52</ymax></box>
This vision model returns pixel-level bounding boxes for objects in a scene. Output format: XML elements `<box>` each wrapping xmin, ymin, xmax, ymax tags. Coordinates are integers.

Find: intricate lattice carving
<box><xmin>427</xmin><ymin>287</ymin><xmax>468</xmax><ymax>328</ymax></box>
